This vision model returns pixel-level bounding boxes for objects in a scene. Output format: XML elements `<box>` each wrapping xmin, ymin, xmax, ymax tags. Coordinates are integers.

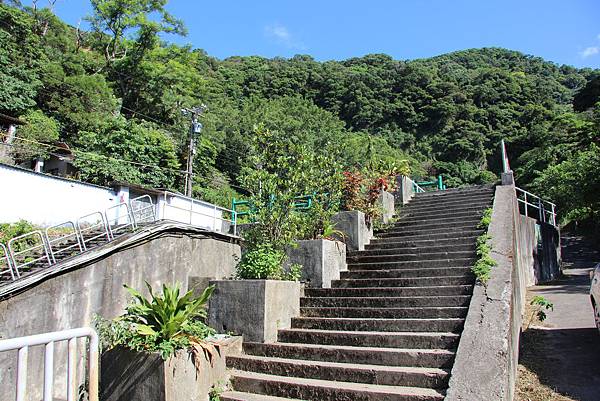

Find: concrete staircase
<box><xmin>221</xmin><ymin>186</ymin><xmax>495</xmax><ymax>401</ymax></box>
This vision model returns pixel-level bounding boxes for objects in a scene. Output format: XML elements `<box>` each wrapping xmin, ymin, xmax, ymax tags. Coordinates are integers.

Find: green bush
<box><xmin>235</xmin><ymin>243</ymin><xmax>302</xmax><ymax>281</ymax></box>
<box><xmin>95</xmin><ymin>282</ymin><xmax>215</xmax><ymax>359</ymax></box>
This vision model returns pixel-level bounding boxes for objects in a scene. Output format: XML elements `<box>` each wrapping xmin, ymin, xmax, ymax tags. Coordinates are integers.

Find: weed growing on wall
<box><xmin>472</xmin><ymin>208</ymin><xmax>497</xmax><ymax>284</ymax></box>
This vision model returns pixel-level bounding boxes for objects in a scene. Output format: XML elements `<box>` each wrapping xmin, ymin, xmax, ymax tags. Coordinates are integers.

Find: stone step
<box><xmin>277</xmin><ymin>328</ymin><xmax>461</xmax><ymax>349</ymax></box>
<box><xmin>365</xmin><ymin>236</ymin><xmax>479</xmax><ymax>250</ymax></box>
<box><xmin>300</xmin><ymin>306</ymin><xmax>468</xmax><ymax>319</ymax></box>
<box><xmin>243</xmin><ymin>342</ymin><xmax>456</xmax><ymax>368</ymax></box>
<box><xmin>349</xmin><ymin>244</ymin><xmax>475</xmax><ymax>257</ymax></box>
<box><xmin>347</xmin><ymin>251</ymin><xmax>476</xmax><ymax>263</ymax></box>
<box><xmin>347</xmin><ymin>257</ymin><xmax>476</xmax><ymax>270</ymax></box>
<box><xmin>411</xmin><ymin>191</ymin><xmax>492</xmax><ymax>202</ymax></box>
<box><xmin>414</xmin><ymin>186</ymin><xmax>493</xmax><ymax>197</ymax></box>
<box><xmin>341</xmin><ymin>267</ymin><xmax>473</xmax><ymax>280</ymax></box>
<box><xmin>407</xmin><ymin>198</ymin><xmax>493</xmax><ymax>211</ymax></box>
<box><xmin>229</xmin><ymin>371</ymin><xmax>445</xmax><ymax>401</ymax></box>
<box><xmin>291</xmin><ymin>317</ymin><xmax>465</xmax><ymax>333</ymax></box>
<box><xmin>371</xmin><ymin>231</ymin><xmax>483</xmax><ymax>244</ymax></box>
<box><xmin>227</xmin><ymin>355</ymin><xmax>450</xmax><ymax>389</ymax></box>
<box><xmin>390</xmin><ymin>215</ymin><xmax>482</xmax><ymax>228</ymax></box>
<box><xmin>377</xmin><ymin>223</ymin><xmax>481</xmax><ymax>238</ymax></box>
<box><xmin>332</xmin><ymin>276</ymin><xmax>473</xmax><ymax>288</ymax></box>
<box><xmin>397</xmin><ymin>207</ymin><xmax>485</xmax><ymax>220</ymax></box>
<box><xmin>304</xmin><ymin>285</ymin><xmax>473</xmax><ymax>298</ymax></box>
<box><xmin>300</xmin><ymin>295</ymin><xmax>472</xmax><ymax>308</ymax></box>
<box><xmin>220</xmin><ymin>391</ymin><xmax>298</xmax><ymax>401</ymax></box>
<box><xmin>399</xmin><ymin>201</ymin><xmax>491</xmax><ymax>216</ymax></box>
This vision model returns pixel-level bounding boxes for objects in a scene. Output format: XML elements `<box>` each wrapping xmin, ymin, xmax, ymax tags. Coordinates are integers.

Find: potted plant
<box><xmin>98</xmin><ymin>282</ymin><xmax>241</xmax><ymax>401</ymax></box>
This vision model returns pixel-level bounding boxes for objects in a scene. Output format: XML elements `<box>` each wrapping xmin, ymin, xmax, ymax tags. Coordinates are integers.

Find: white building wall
<box><xmin>0</xmin><ymin>163</ymin><xmax>121</xmax><ymax>227</ymax></box>
<box><xmin>157</xmin><ymin>193</ymin><xmax>226</xmax><ymax>233</ymax></box>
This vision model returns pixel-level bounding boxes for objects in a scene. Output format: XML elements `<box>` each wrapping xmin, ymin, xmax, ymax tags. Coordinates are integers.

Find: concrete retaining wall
<box><xmin>0</xmin><ymin>231</ymin><xmax>241</xmax><ymax>401</ymax></box>
<box><xmin>446</xmin><ymin>185</ymin><xmax>528</xmax><ymax>401</ymax></box>
<box><xmin>286</xmin><ymin>239</ymin><xmax>347</xmax><ymax>288</ymax></box>
<box><xmin>332</xmin><ymin>210</ymin><xmax>373</xmax><ymax>251</ymax></box>
<box><xmin>394</xmin><ymin>175</ymin><xmax>415</xmax><ymax>205</ymax></box>
<box><xmin>537</xmin><ymin>222</ymin><xmax>561</xmax><ymax>282</ymax></box>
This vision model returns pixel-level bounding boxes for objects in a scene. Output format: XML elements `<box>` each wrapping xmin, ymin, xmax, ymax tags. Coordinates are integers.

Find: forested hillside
<box><xmin>1</xmin><ymin>2</ymin><xmax>599</xmax><ymax>227</ymax></box>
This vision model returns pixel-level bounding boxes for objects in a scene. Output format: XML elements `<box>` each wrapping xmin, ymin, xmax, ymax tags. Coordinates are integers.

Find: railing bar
<box><xmin>67</xmin><ymin>338</ymin><xmax>77</xmax><ymax>401</ymax></box>
<box><xmin>16</xmin><ymin>346</ymin><xmax>28</xmax><ymax>401</ymax></box>
<box><xmin>43</xmin><ymin>341</ymin><xmax>54</xmax><ymax>401</ymax></box>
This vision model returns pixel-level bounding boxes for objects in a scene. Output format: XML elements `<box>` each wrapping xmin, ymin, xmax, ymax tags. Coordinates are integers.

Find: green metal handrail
<box><xmin>414</xmin><ymin>175</ymin><xmax>446</xmax><ymax>191</ymax></box>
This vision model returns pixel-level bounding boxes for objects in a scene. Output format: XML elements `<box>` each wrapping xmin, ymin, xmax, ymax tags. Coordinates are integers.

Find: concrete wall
<box><xmin>446</xmin><ymin>185</ymin><xmax>528</xmax><ymax>401</ymax></box>
<box><xmin>286</xmin><ymin>239</ymin><xmax>347</xmax><ymax>288</ymax></box>
<box><xmin>393</xmin><ymin>175</ymin><xmax>416</xmax><ymax>205</ymax></box>
<box><xmin>537</xmin><ymin>222</ymin><xmax>561</xmax><ymax>282</ymax></box>
<box><xmin>518</xmin><ymin>215</ymin><xmax>538</xmax><ymax>287</ymax></box>
<box><xmin>332</xmin><ymin>211</ymin><xmax>373</xmax><ymax>251</ymax></box>
<box><xmin>0</xmin><ymin>232</ymin><xmax>241</xmax><ymax>401</ymax></box>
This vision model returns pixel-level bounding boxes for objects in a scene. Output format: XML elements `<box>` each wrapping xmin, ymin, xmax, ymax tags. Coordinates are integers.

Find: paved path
<box><xmin>522</xmin><ymin>235</ymin><xmax>600</xmax><ymax>401</ymax></box>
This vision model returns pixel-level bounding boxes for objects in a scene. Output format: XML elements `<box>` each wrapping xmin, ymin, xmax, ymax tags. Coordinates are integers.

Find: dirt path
<box><xmin>517</xmin><ymin>235</ymin><xmax>600</xmax><ymax>401</ymax></box>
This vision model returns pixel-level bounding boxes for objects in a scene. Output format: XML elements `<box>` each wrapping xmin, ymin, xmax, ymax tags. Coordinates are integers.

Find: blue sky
<box><xmin>23</xmin><ymin>0</ymin><xmax>600</xmax><ymax>68</ymax></box>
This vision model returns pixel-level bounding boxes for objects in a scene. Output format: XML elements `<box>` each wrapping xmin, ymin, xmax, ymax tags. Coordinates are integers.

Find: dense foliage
<box><xmin>1</xmin><ymin>2</ymin><xmax>599</xmax><ymax>229</ymax></box>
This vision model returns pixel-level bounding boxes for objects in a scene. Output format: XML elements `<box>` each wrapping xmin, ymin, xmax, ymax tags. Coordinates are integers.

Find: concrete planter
<box><xmin>332</xmin><ymin>210</ymin><xmax>373</xmax><ymax>251</ymax></box>
<box><xmin>286</xmin><ymin>239</ymin><xmax>347</xmax><ymax>288</ymax></box>
<box><xmin>378</xmin><ymin>190</ymin><xmax>396</xmax><ymax>224</ymax></box>
<box><xmin>208</xmin><ymin>280</ymin><xmax>302</xmax><ymax>342</ymax></box>
<box><xmin>100</xmin><ymin>336</ymin><xmax>242</xmax><ymax>401</ymax></box>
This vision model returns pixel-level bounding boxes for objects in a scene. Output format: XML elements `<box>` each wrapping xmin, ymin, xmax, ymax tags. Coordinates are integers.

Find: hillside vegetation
<box><xmin>0</xmin><ymin>2</ymin><xmax>599</xmax><ymax>229</ymax></box>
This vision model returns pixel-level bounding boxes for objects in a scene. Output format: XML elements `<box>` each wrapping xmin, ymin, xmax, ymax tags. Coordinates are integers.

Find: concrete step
<box><xmin>412</xmin><ymin>191</ymin><xmax>493</xmax><ymax>203</ymax></box>
<box><xmin>396</xmin><ymin>207</ymin><xmax>485</xmax><ymax>221</ymax></box>
<box><xmin>365</xmin><ymin>236</ymin><xmax>479</xmax><ymax>250</ymax></box>
<box><xmin>349</xmin><ymin>244</ymin><xmax>475</xmax><ymax>257</ymax></box>
<box><xmin>347</xmin><ymin>251</ymin><xmax>476</xmax><ymax>263</ymax></box>
<box><xmin>407</xmin><ymin>198</ymin><xmax>493</xmax><ymax>211</ymax></box>
<box><xmin>390</xmin><ymin>215</ymin><xmax>482</xmax><ymax>228</ymax></box>
<box><xmin>277</xmin><ymin>328</ymin><xmax>461</xmax><ymax>349</ymax></box>
<box><xmin>243</xmin><ymin>342</ymin><xmax>456</xmax><ymax>368</ymax></box>
<box><xmin>332</xmin><ymin>276</ymin><xmax>474</xmax><ymax>288</ymax></box>
<box><xmin>399</xmin><ymin>201</ymin><xmax>491</xmax><ymax>216</ymax></box>
<box><xmin>300</xmin><ymin>295</ymin><xmax>472</xmax><ymax>308</ymax></box>
<box><xmin>377</xmin><ymin>223</ymin><xmax>481</xmax><ymax>238</ymax></box>
<box><xmin>304</xmin><ymin>285</ymin><xmax>473</xmax><ymax>298</ymax></box>
<box><xmin>227</xmin><ymin>355</ymin><xmax>450</xmax><ymax>388</ymax></box>
<box><xmin>291</xmin><ymin>317</ymin><xmax>465</xmax><ymax>333</ymax></box>
<box><xmin>300</xmin><ymin>306</ymin><xmax>468</xmax><ymax>319</ymax></box>
<box><xmin>341</xmin><ymin>267</ymin><xmax>473</xmax><ymax>279</ymax></box>
<box><xmin>414</xmin><ymin>186</ymin><xmax>493</xmax><ymax>197</ymax></box>
<box><xmin>229</xmin><ymin>371</ymin><xmax>445</xmax><ymax>401</ymax></box>
<box><xmin>370</xmin><ymin>231</ymin><xmax>483</xmax><ymax>244</ymax></box>
<box><xmin>347</xmin><ymin>257</ymin><xmax>477</xmax><ymax>270</ymax></box>
<box><xmin>220</xmin><ymin>391</ymin><xmax>298</xmax><ymax>401</ymax></box>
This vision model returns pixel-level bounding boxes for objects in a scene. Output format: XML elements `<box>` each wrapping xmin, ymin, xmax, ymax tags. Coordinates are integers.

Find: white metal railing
<box><xmin>160</xmin><ymin>191</ymin><xmax>237</xmax><ymax>236</ymax></box>
<box><xmin>104</xmin><ymin>202</ymin><xmax>135</xmax><ymax>239</ymax></box>
<box><xmin>130</xmin><ymin>194</ymin><xmax>156</xmax><ymax>226</ymax></box>
<box><xmin>46</xmin><ymin>222</ymin><xmax>83</xmax><ymax>264</ymax></box>
<box><xmin>77</xmin><ymin>212</ymin><xmax>110</xmax><ymax>252</ymax></box>
<box><xmin>0</xmin><ymin>193</ymin><xmax>237</xmax><ymax>283</ymax></box>
<box><xmin>1</xmin><ymin>242</ymin><xmax>18</xmax><ymax>280</ymax></box>
<box><xmin>413</xmin><ymin>181</ymin><xmax>425</xmax><ymax>193</ymax></box>
<box><xmin>8</xmin><ymin>231</ymin><xmax>52</xmax><ymax>273</ymax></box>
<box><xmin>0</xmin><ymin>327</ymin><xmax>99</xmax><ymax>401</ymax></box>
<box><xmin>515</xmin><ymin>186</ymin><xmax>557</xmax><ymax>227</ymax></box>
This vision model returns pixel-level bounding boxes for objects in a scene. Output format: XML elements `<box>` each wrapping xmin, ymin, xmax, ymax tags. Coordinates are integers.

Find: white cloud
<box><xmin>265</xmin><ymin>23</ymin><xmax>306</xmax><ymax>50</ymax></box>
<box><xmin>597</xmin><ymin>33</ymin><xmax>600</xmax><ymax>41</ymax></box>
<box><xmin>581</xmin><ymin>46</ymin><xmax>599</xmax><ymax>58</ymax></box>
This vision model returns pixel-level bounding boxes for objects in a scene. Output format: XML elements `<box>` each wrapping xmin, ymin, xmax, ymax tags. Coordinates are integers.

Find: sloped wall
<box><xmin>0</xmin><ymin>229</ymin><xmax>240</xmax><ymax>401</ymax></box>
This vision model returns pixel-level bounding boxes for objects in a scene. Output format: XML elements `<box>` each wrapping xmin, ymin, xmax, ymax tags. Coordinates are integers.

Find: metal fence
<box><xmin>515</xmin><ymin>186</ymin><xmax>557</xmax><ymax>227</ymax></box>
<box><xmin>0</xmin><ymin>327</ymin><xmax>99</xmax><ymax>401</ymax></box>
<box><xmin>1</xmin><ymin>193</ymin><xmax>237</xmax><ymax>283</ymax></box>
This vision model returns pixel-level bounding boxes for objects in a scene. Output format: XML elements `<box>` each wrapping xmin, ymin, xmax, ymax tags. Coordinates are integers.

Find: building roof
<box><xmin>0</xmin><ymin>113</ymin><xmax>25</xmax><ymax>126</ymax></box>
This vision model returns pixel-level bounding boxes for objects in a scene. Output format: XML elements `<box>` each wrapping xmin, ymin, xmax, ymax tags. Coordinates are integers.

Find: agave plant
<box><xmin>123</xmin><ymin>282</ymin><xmax>215</xmax><ymax>342</ymax></box>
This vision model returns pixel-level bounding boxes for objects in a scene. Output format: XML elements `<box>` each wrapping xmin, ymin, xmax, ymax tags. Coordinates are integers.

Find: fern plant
<box><xmin>96</xmin><ymin>282</ymin><xmax>216</xmax><ymax>359</ymax></box>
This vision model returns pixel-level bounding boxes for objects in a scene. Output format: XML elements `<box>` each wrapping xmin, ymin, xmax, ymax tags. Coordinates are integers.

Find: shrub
<box><xmin>235</xmin><ymin>243</ymin><xmax>301</xmax><ymax>281</ymax></box>
<box><xmin>96</xmin><ymin>282</ymin><xmax>216</xmax><ymax>360</ymax></box>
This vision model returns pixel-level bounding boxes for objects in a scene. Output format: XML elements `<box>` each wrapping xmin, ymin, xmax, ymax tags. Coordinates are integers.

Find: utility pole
<box><xmin>182</xmin><ymin>105</ymin><xmax>207</xmax><ymax>197</ymax></box>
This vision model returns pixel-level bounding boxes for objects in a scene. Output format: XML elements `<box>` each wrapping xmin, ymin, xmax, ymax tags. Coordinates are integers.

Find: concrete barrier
<box><xmin>208</xmin><ymin>280</ymin><xmax>302</xmax><ymax>343</ymax></box>
<box><xmin>332</xmin><ymin>210</ymin><xmax>373</xmax><ymax>251</ymax></box>
<box><xmin>286</xmin><ymin>239</ymin><xmax>347</xmax><ymax>288</ymax></box>
<box><xmin>445</xmin><ymin>185</ymin><xmax>528</xmax><ymax>401</ymax></box>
